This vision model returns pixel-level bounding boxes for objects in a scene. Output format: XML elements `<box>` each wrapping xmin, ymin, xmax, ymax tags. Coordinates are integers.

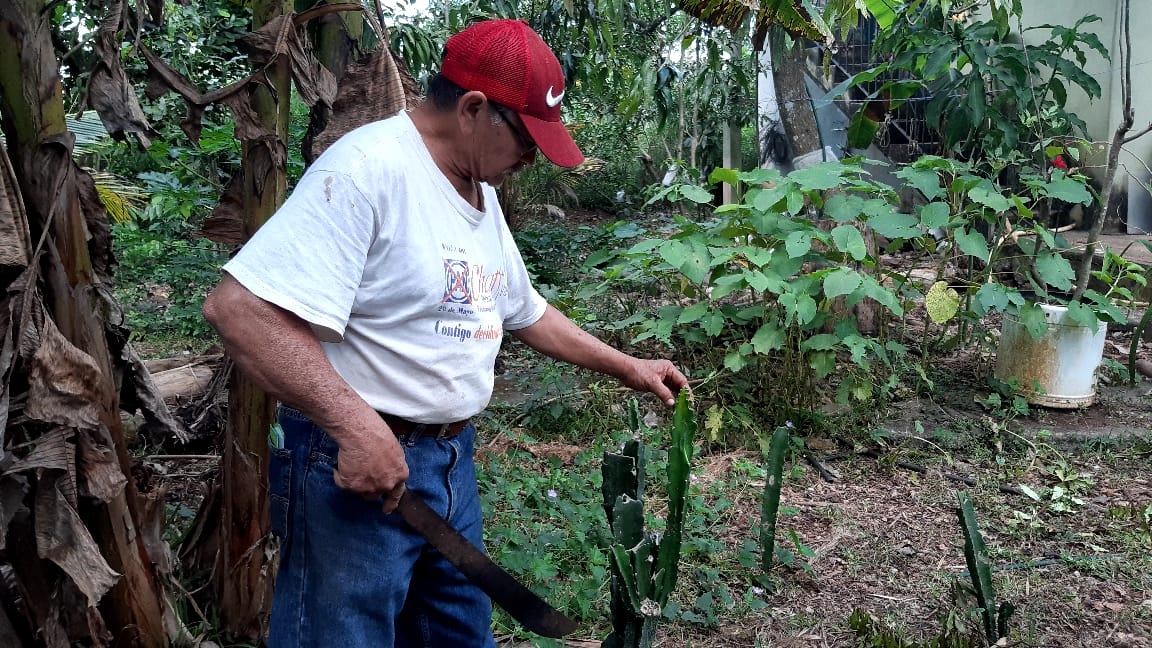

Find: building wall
<box><xmin>1017</xmin><ymin>0</ymin><xmax>1152</xmax><ymax>231</ymax></box>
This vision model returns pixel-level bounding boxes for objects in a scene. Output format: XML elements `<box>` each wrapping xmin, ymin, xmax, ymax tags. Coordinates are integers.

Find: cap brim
<box><xmin>520</xmin><ymin>114</ymin><xmax>584</xmax><ymax>168</ymax></box>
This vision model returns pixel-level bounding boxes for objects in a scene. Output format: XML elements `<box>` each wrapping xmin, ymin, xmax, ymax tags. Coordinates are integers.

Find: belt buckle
<box><xmin>434</xmin><ymin>423</ymin><xmax>451</xmax><ymax>440</ymax></box>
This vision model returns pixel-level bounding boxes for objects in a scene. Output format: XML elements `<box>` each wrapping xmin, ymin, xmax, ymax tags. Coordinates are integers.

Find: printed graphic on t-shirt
<box><xmin>440</xmin><ymin>258</ymin><xmax>508</xmax><ymax>311</ymax></box>
<box><xmin>443</xmin><ymin>259</ymin><xmax>472</xmax><ymax>305</ymax></box>
<box><xmin>436</xmin><ymin>255</ymin><xmax>509</xmax><ymax>345</ymax></box>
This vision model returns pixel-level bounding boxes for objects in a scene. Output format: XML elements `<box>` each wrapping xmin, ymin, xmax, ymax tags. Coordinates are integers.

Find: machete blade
<box><xmin>396</xmin><ymin>489</ymin><xmax>579</xmax><ymax>639</ymax></box>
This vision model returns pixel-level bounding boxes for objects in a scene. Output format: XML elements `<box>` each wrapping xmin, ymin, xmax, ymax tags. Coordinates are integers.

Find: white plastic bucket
<box><xmin>994</xmin><ymin>304</ymin><xmax>1107</xmax><ymax>408</ymax></box>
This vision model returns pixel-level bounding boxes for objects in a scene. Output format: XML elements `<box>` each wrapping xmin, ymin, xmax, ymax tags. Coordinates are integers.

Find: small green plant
<box><xmin>848</xmin><ymin>608</ymin><xmax>976</xmax><ymax>648</ymax></box>
<box><xmin>595</xmin><ymin>159</ymin><xmax>917</xmax><ymax>429</ymax></box>
<box><xmin>956</xmin><ymin>490</ymin><xmax>1014</xmax><ymax>645</ymax></box>
<box><xmin>601</xmin><ymin>392</ymin><xmax>695</xmax><ymax>648</ymax></box>
<box><xmin>1017</xmin><ymin>458</ymin><xmax>1094</xmax><ymax>514</ymax></box>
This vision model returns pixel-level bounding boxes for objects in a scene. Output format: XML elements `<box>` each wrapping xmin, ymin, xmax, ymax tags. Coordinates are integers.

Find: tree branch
<box><xmin>1073</xmin><ymin>0</ymin><xmax>1137</xmax><ymax>300</ymax></box>
<box><xmin>1122</xmin><ymin>122</ymin><xmax>1152</xmax><ymax>145</ymax></box>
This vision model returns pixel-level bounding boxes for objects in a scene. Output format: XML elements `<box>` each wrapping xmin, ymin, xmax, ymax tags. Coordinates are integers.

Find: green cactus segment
<box><xmin>655</xmin><ymin>390</ymin><xmax>695</xmax><ymax>606</ymax></box>
<box><xmin>604</xmin><ymin>452</ymin><xmax>639</xmax><ymax>513</ymax></box>
<box><xmin>611</xmin><ymin>497</ymin><xmax>646</xmax><ymax>555</ymax></box>
<box><xmin>760</xmin><ymin>426</ymin><xmax>790</xmax><ymax>579</ymax></box>
<box><xmin>602</xmin><ymin>392</ymin><xmax>696</xmax><ymax>648</ymax></box>
<box><xmin>997</xmin><ymin>601</ymin><xmax>1015</xmax><ymax>640</ymax></box>
<box><xmin>627</xmin><ymin>398</ymin><xmax>643</xmax><ymax>435</ymax></box>
<box><xmin>610</xmin><ymin>544</ymin><xmax>642</xmax><ymax>614</ymax></box>
<box><xmin>957</xmin><ymin>490</ymin><xmax>1000</xmax><ymax>644</ymax></box>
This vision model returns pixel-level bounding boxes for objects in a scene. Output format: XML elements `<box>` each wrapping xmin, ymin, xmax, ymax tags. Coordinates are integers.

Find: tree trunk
<box><xmin>771</xmin><ymin>29</ymin><xmax>822</xmax><ymax>160</ymax></box>
<box><xmin>721</xmin><ymin>27</ymin><xmax>743</xmax><ymax>205</ymax></box>
<box><xmin>0</xmin><ymin>1</ymin><xmax>174</xmax><ymax>645</ymax></box>
<box><xmin>214</xmin><ymin>0</ymin><xmax>292</xmax><ymax>640</ymax></box>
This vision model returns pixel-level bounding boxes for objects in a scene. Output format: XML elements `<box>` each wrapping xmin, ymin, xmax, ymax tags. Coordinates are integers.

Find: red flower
<box><xmin>1052</xmin><ymin>155</ymin><xmax>1068</xmax><ymax>169</ymax></box>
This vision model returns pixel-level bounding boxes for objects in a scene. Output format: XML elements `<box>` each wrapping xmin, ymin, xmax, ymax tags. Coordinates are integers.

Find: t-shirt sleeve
<box><xmin>495</xmin><ymin>201</ymin><xmax>548</xmax><ymax>331</ymax></box>
<box><xmin>222</xmin><ymin>168</ymin><xmax>376</xmax><ymax>343</ymax></box>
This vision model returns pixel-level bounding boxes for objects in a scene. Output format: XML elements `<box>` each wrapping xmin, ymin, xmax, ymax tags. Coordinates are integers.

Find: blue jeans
<box><xmin>267</xmin><ymin>405</ymin><xmax>495</xmax><ymax>648</ymax></box>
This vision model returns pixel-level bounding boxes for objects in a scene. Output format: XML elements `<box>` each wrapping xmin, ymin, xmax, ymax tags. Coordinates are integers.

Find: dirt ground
<box><xmin>495</xmin><ymin>210</ymin><xmax>1152</xmax><ymax>647</ymax></box>
<box><xmin>493</xmin><ymin>369</ymin><xmax>1151</xmax><ymax>648</ymax></box>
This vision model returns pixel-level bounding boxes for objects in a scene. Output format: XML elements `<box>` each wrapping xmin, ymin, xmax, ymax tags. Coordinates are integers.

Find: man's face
<box><xmin>480</xmin><ymin>101</ymin><xmax>538</xmax><ymax>184</ymax></box>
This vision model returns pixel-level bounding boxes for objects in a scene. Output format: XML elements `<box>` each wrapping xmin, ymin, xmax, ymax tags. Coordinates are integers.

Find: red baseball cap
<box><xmin>440</xmin><ymin>19</ymin><xmax>585</xmax><ymax>168</ymax></box>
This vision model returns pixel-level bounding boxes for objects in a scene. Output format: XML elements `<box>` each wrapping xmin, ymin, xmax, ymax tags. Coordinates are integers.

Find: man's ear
<box><xmin>457</xmin><ymin>90</ymin><xmax>488</xmax><ymax>135</ymax></box>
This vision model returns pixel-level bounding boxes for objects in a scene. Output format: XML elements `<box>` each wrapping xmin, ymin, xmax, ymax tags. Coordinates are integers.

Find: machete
<box><xmin>395</xmin><ymin>489</ymin><xmax>579</xmax><ymax>639</ymax></box>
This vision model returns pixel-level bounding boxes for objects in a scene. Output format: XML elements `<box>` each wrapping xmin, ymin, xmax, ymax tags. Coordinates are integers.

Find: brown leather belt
<box><xmin>379</xmin><ymin>413</ymin><xmax>471</xmax><ymax>441</ymax></box>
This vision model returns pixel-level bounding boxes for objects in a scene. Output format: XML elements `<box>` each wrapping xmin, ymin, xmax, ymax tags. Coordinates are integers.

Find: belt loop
<box><xmin>435</xmin><ymin>423</ymin><xmax>451</xmax><ymax>440</ymax></box>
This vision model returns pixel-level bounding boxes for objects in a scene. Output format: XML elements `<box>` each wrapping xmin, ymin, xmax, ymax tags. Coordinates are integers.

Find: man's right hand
<box><xmin>333</xmin><ymin>426</ymin><xmax>410</xmax><ymax>514</ymax></box>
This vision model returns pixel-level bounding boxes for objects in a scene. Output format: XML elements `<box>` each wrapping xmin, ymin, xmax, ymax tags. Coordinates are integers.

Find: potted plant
<box><xmin>903</xmin><ymin>152</ymin><xmax>1148</xmax><ymax>407</ymax></box>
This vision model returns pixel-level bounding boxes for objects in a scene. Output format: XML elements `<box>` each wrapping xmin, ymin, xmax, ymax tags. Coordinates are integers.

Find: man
<box><xmin>202</xmin><ymin>18</ymin><xmax>688</xmax><ymax>648</ymax></box>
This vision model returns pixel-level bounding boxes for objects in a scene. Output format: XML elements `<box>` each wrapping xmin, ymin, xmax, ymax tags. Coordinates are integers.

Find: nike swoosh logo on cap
<box><xmin>545</xmin><ymin>86</ymin><xmax>564</xmax><ymax>107</ymax></box>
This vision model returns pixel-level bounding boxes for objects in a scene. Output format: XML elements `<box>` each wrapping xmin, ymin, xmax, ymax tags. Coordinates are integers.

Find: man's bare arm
<box><xmin>202</xmin><ymin>273</ymin><xmax>409</xmax><ymax>510</ymax></box>
<box><xmin>510</xmin><ymin>305</ymin><xmax>688</xmax><ymax>407</ymax></box>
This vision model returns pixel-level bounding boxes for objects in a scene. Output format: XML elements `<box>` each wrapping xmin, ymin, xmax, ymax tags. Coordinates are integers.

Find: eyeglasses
<box><xmin>489</xmin><ymin>102</ymin><xmax>537</xmax><ymax>154</ymax></box>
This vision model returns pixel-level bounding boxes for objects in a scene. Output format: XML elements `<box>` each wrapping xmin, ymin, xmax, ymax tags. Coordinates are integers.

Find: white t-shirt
<box><xmin>223</xmin><ymin>112</ymin><xmax>547</xmax><ymax>422</ymax></box>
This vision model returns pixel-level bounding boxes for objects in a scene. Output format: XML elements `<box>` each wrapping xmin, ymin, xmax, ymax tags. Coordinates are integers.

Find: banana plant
<box><xmin>601</xmin><ymin>391</ymin><xmax>695</xmax><ymax>648</ymax></box>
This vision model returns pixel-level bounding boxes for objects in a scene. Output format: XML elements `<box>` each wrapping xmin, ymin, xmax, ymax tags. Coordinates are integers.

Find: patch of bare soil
<box><xmin>665</xmin><ymin>449</ymin><xmax>1151</xmax><ymax>647</ymax></box>
<box><xmin>653</xmin><ymin>339</ymin><xmax>1152</xmax><ymax>647</ymax></box>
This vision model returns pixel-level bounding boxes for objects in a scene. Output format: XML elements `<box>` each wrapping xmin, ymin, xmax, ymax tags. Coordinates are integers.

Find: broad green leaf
<box><xmin>823</xmin><ymin>267</ymin><xmax>863</xmax><ymax>299</ymax></box>
<box><xmin>786</xmin><ymin>188</ymin><xmax>806</xmax><ymax>215</ymax></box>
<box><xmin>1017</xmin><ymin>302</ymin><xmax>1049</xmax><ymax>339</ymax></box>
<box><xmin>709</xmin><ymin>274</ymin><xmax>746</xmax><ymax>300</ymax></box>
<box><xmin>1083</xmin><ymin>289</ymin><xmax>1128</xmax><ymax>323</ymax></box>
<box><xmin>752</xmin><ymin>184</ymin><xmax>789</xmax><ymax>212</ymax></box>
<box><xmin>743</xmin><ymin>269</ymin><xmax>774</xmax><ymax>294</ymax></box>
<box><xmin>790</xmin><ymin>163</ymin><xmax>845</xmax><ymax>191</ymax></box>
<box><xmin>1043</xmin><ymin>172</ymin><xmax>1093</xmax><ymax>205</ymax></box>
<box><xmin>824</xmin><ymin>193</ymin><xmax>864</xmax><ymax>222</ymax></box>
<box><xmin>809</xmin><ymin>350</ymin><xmax>837</xmax><ymax>377</ymax></box>
<box><xmin>847</xmin><ymin>111</ymin><xmax>879</xmax><ymax>149</ymax></box>
<box><xmin>779</xmin><ymin>292</ymin><xmax>818</xmax><ymax>326</ymax></box>
<box><xmin>897</xmin><ymin>166</ymin><xmax>945</xmax><ymax>200</ymax></box>
<box><xmin>1034</xmin><ymin>251</ymin><xmax>1075</xmax><ymax>291</ymax></box>
<box><xmin>1018</xmin><ymin>484</ymin><xmax>1042</xmax><ymax>502</ymax></box>
<box><xmin>925</xmin><ymin>281</ymin><xmax>960</xmax><ymax>324</ymax></box>
<box><xmin>660</xmin><ymin>239</ymin><xmax>712</xmax><ymax>284</ymax></box>
<box><xmin>750</xmin><ymin>321</ymin><xmax>785</xmax><ymax>354</ymax></box>
<box><xmin>679</xmin><ymin>185</ymin><xmax>714</xmax><ymax>204</ymax></box>
<box><xmin>919</xmin><ymin>202</ymin><xmax>951</xmax><ymax>230</ymax></box>
<box><xmin>862</xmin><ymin>0</ymin><xmax>897</xmax><ymax>29</ymax></box>
<box><xmin>801</xmin><ymin>334</ymin><xmax>839</xmax><ymax>351</ymax></box>
<box><xmin>831</xmin><ymin>225</ymin><xmax>868</xmax><ymax>260</ymax></box>
<box><xmin>701</xmin><ymin>312</ymin><xmax>725</xmax><ymax>337</ymax></box>
<box><xmin>867</xmin><ymin>211</ymin><xmax>921</xmax><ymax>240</ymax></box>
<box><xmin>612</xmin><ymin>222</ymin><xmax>646</xmax><ymax>238</ymax></box>
<box><xmin>677</xmin><ymin>302</ymin><xmax>710</xmax><ymax>324</ymax></box>
<box><xmin>709</xmin><ymin>167</ymin><xmax>739</xmax><ymax>187</ymax></box>
<box><xmin>974</xmin><ymin>282</ymin><xmax>1015</xmax><ymax>314</ymax></box>
<box><xmin>968</xmin><ymin>185</ymin><xmax>1011</xmax><ymax>212</ymax></box>
<box><xmin>955</xmin><ymin>228</ymin><xmax>990</xmax><ymax>261</ymax></box>
<box><xmin>743</xmin><ymin>246</ymin><xmax>775</xmax><ymax>268</ymax></box>
<box><xmin>1063</xmin><ymin>301</ymin><xmax>1099</xmax><ymax>333</ymax></box>
<box><xmin>724</xmin><ymin>348</ymin><xmax>748</xmax><ymax>371</ymax></box>
<box><xmin>739</xmin><ymin>168</ymin><xmax>784</xmax><ymax>185</ymax></box>
<box><xmin>627</xmin><ymin>238</ymin><xmax>663</xmax><ymax>254</ymax></box>
<box><xmin>785</xmin><ymin>231</ymin><xmax>812</xmax><ymax>258</ymax></box>
<box><xmin>860</xmin><ymin>275</ymin><xmax>904</xmax><ymax>316</ymax></box>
